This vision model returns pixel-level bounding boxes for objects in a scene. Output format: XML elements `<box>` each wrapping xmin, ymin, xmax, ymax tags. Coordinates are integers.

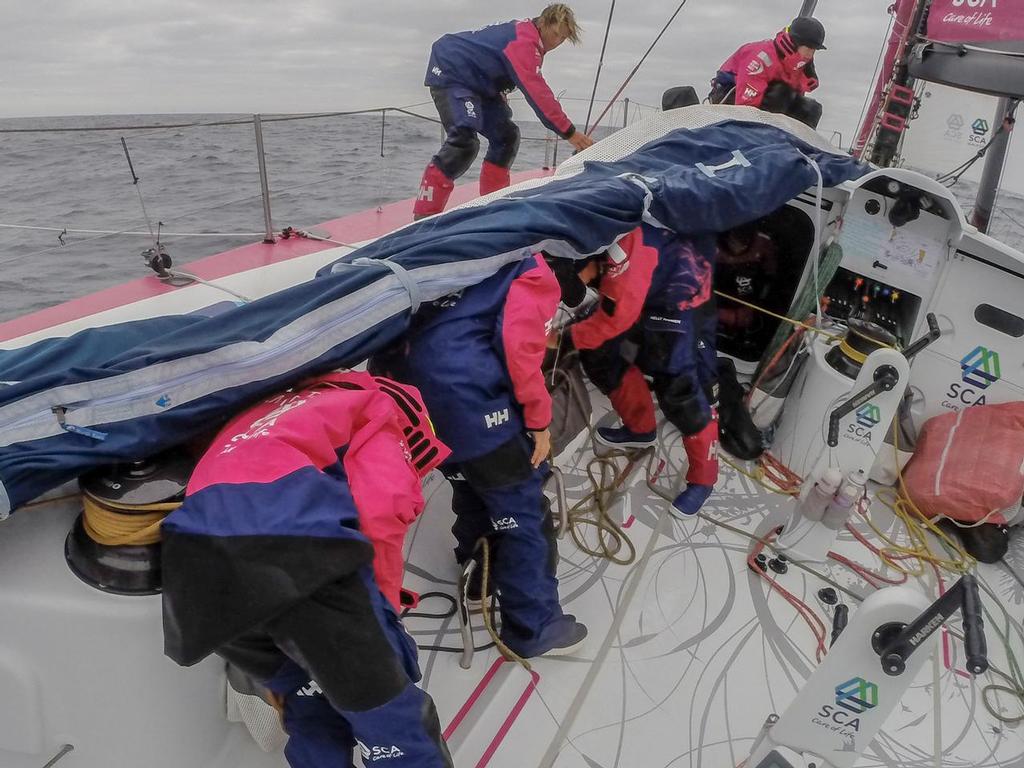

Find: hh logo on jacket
<box><xmin>485</xmin><ymin>408</ymin><xmax>510</xmax><ymax>429</ymax></box>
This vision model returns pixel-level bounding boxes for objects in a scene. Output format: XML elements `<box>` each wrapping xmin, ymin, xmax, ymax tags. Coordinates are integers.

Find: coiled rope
<box><xmin>80</xmin><ymin>488</ymin><xmax>178</xmax><ymax>547</ymax></box>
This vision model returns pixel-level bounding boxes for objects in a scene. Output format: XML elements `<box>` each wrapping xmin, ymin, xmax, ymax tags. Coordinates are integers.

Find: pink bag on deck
<box><xmin>902</xmin><ymin>402</ymin><xmax>1024</xmax><ymax>525</ymax></box>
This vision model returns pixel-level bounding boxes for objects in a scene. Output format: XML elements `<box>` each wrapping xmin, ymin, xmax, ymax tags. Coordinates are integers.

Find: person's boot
<box><xmin>716</xmin><ymin>357</ymin><xmax>764</xmax><ymax>460</ymax></box>
<box><xmin>412</xmin><ymin>162</ymin><xmax>455</xmax><ymax>219</ymax></box>
<box><xmin>503</xmin><ymin>614</ymin><xmax>588</xmax><ymax>658</ymax></box>
<box><xmin>596</xmin><ymin>425</ymin><xmax>657</xmax><ymax>449</ymax></box>
<box><xmin>480</xmin><ymin>160</ymin><xmax>511</xmax><ymax>196</ymax></box>
<box><xmin>673</xmin><ymin>417</ymin><xmax>719</xmax><ymax>516</ymax></box>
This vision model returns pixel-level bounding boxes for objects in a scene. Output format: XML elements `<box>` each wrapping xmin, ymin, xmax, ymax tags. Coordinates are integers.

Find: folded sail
<box><xmin>0</xmin><ymin>113</ymin><xmax>868</xmax><ymax>516</ymax></box>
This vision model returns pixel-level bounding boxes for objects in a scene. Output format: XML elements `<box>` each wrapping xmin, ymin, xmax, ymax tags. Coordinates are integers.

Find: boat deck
<box><xmin>399</xmin><ymin>394</ymin><xmax>1024</xmax><ymax>768</ymax></box>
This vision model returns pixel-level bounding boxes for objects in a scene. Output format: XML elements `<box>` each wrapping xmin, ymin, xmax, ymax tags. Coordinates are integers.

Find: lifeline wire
<box><xmin>583</xmin><ymin>0</ymin><xmax>617</xmax><ymax>135</ymax></box>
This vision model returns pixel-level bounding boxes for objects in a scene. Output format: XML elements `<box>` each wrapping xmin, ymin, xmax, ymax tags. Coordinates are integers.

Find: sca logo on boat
<box><xmin>813</xmin><ymin>677</ymin><xmax>878</xmax><ymax>735</ymax></box>
<box><xmin>845</xmin><ymin>402</ymin><xmax>880</xmax><ymax>444</ymax></box>
<box><xmin>944</xmin><ymin>346</ymin><xmax>1001</xmax><ymax>411</ymax></box>
<box><xmin>944</xmin><ymin>113</ymin><xmax>965</xmax><ymax>142</ymax></box>
<box><xmin>856</xmin><ymin>403</ymin><xmax>881</xmax><ymax>428</ymax></box>
<box><xmin>969</xmin><ymin>117</ymin><xmax>990</xmax><ymax>146</ymax></box>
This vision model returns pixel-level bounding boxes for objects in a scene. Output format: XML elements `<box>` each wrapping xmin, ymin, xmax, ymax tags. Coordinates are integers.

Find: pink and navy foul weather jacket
<box><xmin>161</xmin><ymin>371</ymin><xmax>449</xmax><ymax>666</ymax></box>
<box><xmin>371</xmin><ymin>253</ymin><xmax>560</xmax><ymax>463</ymax></box>
<box><xmin>716</xmin><ymin>28</ymin><xmax>819</xmax><ymax>108</ymax></box>
<box><xmin>425</xmin><ymin>19</ymin><xmax>576</xmax><ymax>139</ymax></box>
<box><xmin>571</xmin><ymin>226</ymin><xmax>716</xmax><ymax>351</ymax></box>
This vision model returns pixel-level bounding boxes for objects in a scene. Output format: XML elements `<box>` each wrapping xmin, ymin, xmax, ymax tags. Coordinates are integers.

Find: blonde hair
<box><xmin>538</xmin><ymin>3</ymin><xmax>581</xmax><ymax>45</ymax></box>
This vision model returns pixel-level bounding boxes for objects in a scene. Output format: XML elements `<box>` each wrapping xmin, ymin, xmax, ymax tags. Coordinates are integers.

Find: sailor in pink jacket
<box><xmin>413</xmin><ymin>4</ymin><xmax>594</xmax><ymax>219</ymax></box>
<box><xmin>161</xmin><ymin>371</ymin><xmax>454</xmax><ymax>768</ymax></box>
<box><xmin>710</xmin><ymin>17</ymin><xmax>826</xmax><ymax>128</ymax></box>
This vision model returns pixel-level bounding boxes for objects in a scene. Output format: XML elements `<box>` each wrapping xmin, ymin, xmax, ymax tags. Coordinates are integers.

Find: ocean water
<box><xmin>0</xmin><ymin>112</ymin><xmax>1022</xmax><ymax>324</ymax></box>
<box><xmin>0</xmin><ymin>112</ymin><xmax>556</xmax><ymax>323</ymax></box>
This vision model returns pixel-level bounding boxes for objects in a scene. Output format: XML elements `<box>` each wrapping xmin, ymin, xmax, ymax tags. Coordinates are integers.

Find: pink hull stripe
<box><xmin>0</xmin><ymin>170</ymin><xmax>548</xmax><ymax>343</ymax></box>
<box><xmin>442</xmin><ymin>657</ymin><xmax>541</xmax><ymax>767</ymax></box>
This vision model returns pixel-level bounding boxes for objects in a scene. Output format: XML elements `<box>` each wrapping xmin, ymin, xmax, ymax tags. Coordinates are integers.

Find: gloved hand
<box><xmin>804</xmin><ymin>60</ymin><xmax>819</xmax><ymax>91</ymax></box>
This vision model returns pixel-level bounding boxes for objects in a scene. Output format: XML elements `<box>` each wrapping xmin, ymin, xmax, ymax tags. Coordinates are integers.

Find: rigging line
<box><xmin>937</xmin><ymin>102</ymin><xmax>1019</xmax><ymax>185</ymax></box>
<box><xmin>0</xmin><ymin>101</ymin><xmax>439</xmax><ymax>135</ymax></box>
<box><xmin>853</xmin><ymin>10</ymin><xmax>897</xmax><ymax>153</ymax></box>
<box><xmin>0</xmin><ymin>188</ymin><xmax>270</xmax><ymax>267</ymax></box>
<box><xmin>0</xmin><ymin>228</ymin><xmax>130</xmax><ymax>267</ymax></box>
<box><xmin>583</xmin><ymin>0</ymin><xmax>617</xmax><ymax>134</ymax></box>
<box><xmin>120</xmin><ymin>137</ymin><xmax>158</xmax><ymax>249</ymax></box>
<box><xmin>0</xmin><ymin>166</ymin><xmax>336</xmax><ymax>267</ymax></box>
<box><xmin>0</xmin><ymin>223</ymin><xmax>267</xmax><ymax>237</ymax></box>
<box><xmin>585</xmin><ymin>0</ymin><xmax>691</xmax><ymax>135</ymax></box>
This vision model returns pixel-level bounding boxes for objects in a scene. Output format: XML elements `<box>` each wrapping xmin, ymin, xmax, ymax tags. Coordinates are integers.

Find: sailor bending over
<box><xmin>710</xmin><ymin>16</ymin><xmax>826</xmax><ymax>128</ymax></box>
<box><xmin>372</xmin><ymin>252</ymin><xmax>588</xmax><ymax>658</ymax></box>
<box><xmin>161</xmin><ymin>372</ymin><xmax>453</xmax><ymax>768</ymax></box>
<box><xmin>413</xmin><ymin>3</ymin><xmax>594</xmax><ymax>219</ymax></box>
<box><xmin>565</xmin><ymin>226</ymin><xmax>721</xmax><ymax>516</ymax></box>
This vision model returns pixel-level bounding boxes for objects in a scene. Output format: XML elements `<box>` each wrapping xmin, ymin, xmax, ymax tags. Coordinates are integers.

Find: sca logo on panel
<box><xmin>943</xmin><ymin>346</ymin><xmax>1001</xmax><ymax>411</ymax></box>
<box><xmin>813</xmin><ymin>677</ymin><xmax>879</xmax><ymax>736</ymax></box>
<box><xmin>845</xmin><ymin>402</ymin><xmax>881</xmax><ymax>445</ymax></box>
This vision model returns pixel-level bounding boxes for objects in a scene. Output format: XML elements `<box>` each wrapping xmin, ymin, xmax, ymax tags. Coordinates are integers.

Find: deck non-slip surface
<box><xmin>402</xmin><ymin>394</ymin><xmax>1024</xmax><ymax>768</ymax></box>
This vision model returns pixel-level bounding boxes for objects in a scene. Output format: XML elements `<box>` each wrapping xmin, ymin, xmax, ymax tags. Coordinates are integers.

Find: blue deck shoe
<box><xmin>502</xmin><ymin>615</ymin><xmax>588</xmax><ymax>658</ymax></box>
<box><xmin>595</xmin><ymin>425</ymin><xmax>657</xmax><ymax>449</ymax></box>
<box><xmin>672</xmin><ymin>484</ymin><xmax>714</xmax><ymax>516</ymax></box>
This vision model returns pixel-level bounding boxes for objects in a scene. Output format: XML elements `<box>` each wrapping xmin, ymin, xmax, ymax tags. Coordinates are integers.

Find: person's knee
<box><xmin>788</xmin><ymin>96</ymin><xmax>822</xmax><ymax>128</ymax></box>
<box><xmin>485</xmin><ymin>122</ymin><xmax>520</xmax><ymax>168</ymax></box>
<box><xmin>436</xmin><ymin>127</ymin><xmax>480</xmax><ymax>178</ymax></box>
<box><xmin>580</xmin><ymin>348</ymin><xmax>626</xmax><ymax>395</ymax></box>
<box><xmin>761</xmin><ymin>82</ymin><xmax>797</xmax><ymax>114</ymax></box>
<box><xmin>654</xmin><ymin>375</ymin><xmax>711</xmax><ymax>435</ymax></box>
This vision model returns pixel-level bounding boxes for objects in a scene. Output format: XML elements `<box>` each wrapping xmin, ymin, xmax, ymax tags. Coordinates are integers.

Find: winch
<box><xmin>65</xmin><ymin>450</ymin><xmax>192</xmax><ymax>595</ymax></box>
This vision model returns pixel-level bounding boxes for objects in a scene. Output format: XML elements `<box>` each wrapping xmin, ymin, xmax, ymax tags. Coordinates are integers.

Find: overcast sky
<box><xmin>4</xmin><ymin>0</ymin><xmax>895</xmax><ymax>140</ymax></box>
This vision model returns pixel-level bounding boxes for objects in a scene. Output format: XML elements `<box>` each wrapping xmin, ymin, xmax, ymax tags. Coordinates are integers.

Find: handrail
<box><xmin>0</xmin><ymin>93</ymin><xmax>648</xmax><ymax>272</ymax></box>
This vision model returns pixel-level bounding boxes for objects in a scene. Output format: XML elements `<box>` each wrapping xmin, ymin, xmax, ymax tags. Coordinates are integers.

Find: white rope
<box><xmin>798</xmin><ymin>150</ymin><xmax>826</xmax><ymax>328</ymax></box>
<box><xmin>293</xmin><ymin>230</ymin><xmax>360</xmax><ymax>249</ymax></box>
<box><xmin>0</xmin><ymin>223</ymin><xmax>267</xmax><ymax>238</ymax></box>
<box><xmin>162</xmin><ymin>270</ymin><xmax>253</xmax><ymax>304</ymax></box>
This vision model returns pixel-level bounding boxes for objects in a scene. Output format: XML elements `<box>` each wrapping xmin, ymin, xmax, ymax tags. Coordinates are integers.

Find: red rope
<box><xmin>748</xmin><ymin>532</ymin><xmax>828</xmax><ymax>661</ymax></box>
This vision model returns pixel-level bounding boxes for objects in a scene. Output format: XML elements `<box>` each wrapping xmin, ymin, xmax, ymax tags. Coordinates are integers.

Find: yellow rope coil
<box><xmin>81</xmin><ymin>489</ymin><xmax>179</xmax><ymax>547</ymax></box>
<box><xmin>838</xmin><ymin>339</ymin><xmax>869</xmax><ymax>364</ymax></box>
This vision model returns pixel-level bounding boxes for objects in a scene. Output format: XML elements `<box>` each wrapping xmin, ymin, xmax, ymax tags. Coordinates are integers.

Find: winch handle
<box><xmin>826</xmin><ymin>364</ymin><xmax>901</xmax><ymax>447</ymax></box>
<box><xmin>902</xmin><ymin>313</ymin><xmax>941</xmax><ymax>360</ymax></box>
<box><xmin>879</xmin><ymin>573</ymin><xmax>988</xmax><ymax>676</ymax></box>
<box><xmin>961</xmin><ymin>573</ymin><xmax>989</xmax><ymax>675</ymax></box>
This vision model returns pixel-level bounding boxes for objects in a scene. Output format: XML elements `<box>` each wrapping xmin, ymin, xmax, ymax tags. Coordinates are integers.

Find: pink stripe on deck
<box><xmin>443</xmin><ymin>657</ymin><xmax>541</xmax><ymax>768</ymax></box>
<box><xmin>0</xmin><ymin>170</ymin><xmax>549</xmax><ymax>343</ymax></box>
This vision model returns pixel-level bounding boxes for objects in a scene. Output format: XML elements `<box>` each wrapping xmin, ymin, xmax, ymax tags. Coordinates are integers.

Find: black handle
<box><xmin>961</xmin><ymin>574</ymin><xmax>989</xmax><ymax>675</ymax></box>
<box><xmin>831</xmin><ymin>604</ymin><xmax>849</xmax><ymax>647</ymax></box>
<box><xmin>902</xmin><ymin>313</ymin><xmax>941</xmax><ymax>360</ymax></box>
